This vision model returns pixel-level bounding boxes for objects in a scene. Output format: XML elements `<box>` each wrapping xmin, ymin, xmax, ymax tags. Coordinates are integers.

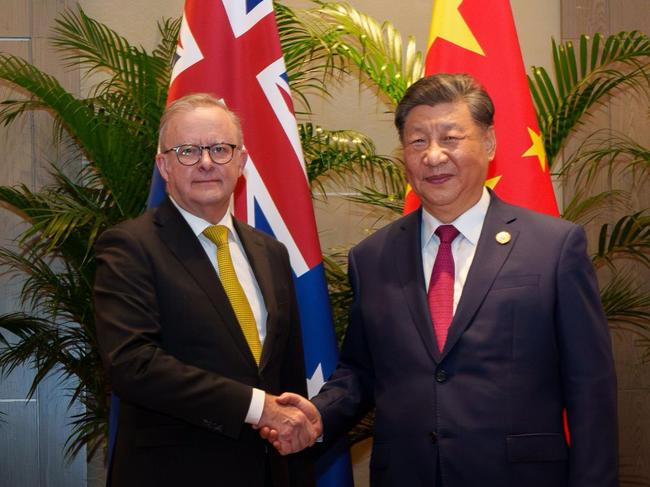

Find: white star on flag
<box><xmin>307</xmin><ymin>363</ymin><xmax>325</xmax><ymax>399</ymax></box>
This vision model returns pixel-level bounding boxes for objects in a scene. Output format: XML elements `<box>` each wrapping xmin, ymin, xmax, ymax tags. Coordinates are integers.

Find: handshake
<box><xmin>255</xmin><ymin>392</ymin><xmax>321</xmax><ymax>456</ymax></box>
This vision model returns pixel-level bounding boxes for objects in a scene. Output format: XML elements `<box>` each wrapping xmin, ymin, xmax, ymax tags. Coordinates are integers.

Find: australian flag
<box><xmin>147</xmin><ymin>1</ymin><xmax>353</xmax><ymax>485</ymax></box>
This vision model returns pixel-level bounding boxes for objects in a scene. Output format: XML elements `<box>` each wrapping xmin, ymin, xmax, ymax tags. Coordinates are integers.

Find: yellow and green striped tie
<box><xmin>203</xmin><ymin>225</ymin><xmax>262</xmax><ymax>365</ymax></box>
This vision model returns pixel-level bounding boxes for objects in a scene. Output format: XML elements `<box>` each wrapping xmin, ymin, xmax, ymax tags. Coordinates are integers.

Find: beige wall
<box><xmin>0</xmin><ymin>1</ymin><xmax>86</xmax><ymax>485</ymax></box>
<box><xmin>562</xmin><ymin>1</ymin><xmax>650</xmax><ymax>483</ymax></box>
<box><xmin>79</xmin><ymin>0</ymin><xmax>560</xmax><ymax>69</ymax></box>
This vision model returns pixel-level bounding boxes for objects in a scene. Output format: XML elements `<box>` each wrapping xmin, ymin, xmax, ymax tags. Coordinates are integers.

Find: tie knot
<box><xmin>203</xmin><ymin>225</ymin><xmax>229</xmax><ymax>247</ymax></box>
<box><xmin>435</xmin><ymin>225</ymin><xmax>459</xmax><ymax>244</ymax></box>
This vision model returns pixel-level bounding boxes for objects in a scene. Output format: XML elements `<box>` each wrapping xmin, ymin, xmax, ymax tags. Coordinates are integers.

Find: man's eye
<box><xmin>180</xmin><ymin>146</ymin><xmax>197</xmax><ymax>156</ymax></box>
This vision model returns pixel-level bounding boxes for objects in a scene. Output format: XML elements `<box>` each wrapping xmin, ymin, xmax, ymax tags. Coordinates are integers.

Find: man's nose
<box><xmin>198</xmin><ymin>147</ymin><xmax>214</xmax><ymax>167</ymax></box>
<box><xmin>422</xmin><ymin>142</ymin><xmax>448</xmax><ymax>166</ymax></box>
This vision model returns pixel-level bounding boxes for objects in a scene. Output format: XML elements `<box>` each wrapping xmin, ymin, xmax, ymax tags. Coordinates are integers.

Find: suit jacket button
<box><xmin>435</xmin><ymin>370</ymin><xmax>448</xmax><ymax>383</ymax></box>
<box><xmin>429</xmin><ymin>432</ymin><xmax>438</xmax><ymax>444</ymax></box>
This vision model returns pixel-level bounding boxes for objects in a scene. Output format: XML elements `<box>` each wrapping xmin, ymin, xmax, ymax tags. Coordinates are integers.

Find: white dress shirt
<box><xmin>421</xmin><ymin>188</ymin><xmax>490</xmax><ymax>314</ymax></box>
<box><xmin>170</xmin><ymin>198</ymin><xmax>266</xmax><ymax>424</ymax></box>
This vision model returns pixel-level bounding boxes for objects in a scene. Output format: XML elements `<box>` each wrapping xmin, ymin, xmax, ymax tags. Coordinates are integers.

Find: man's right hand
<box><xmin>256</xmin><ymin>393</ymin><xmax>321</xmax><ymax>455</ymax></box>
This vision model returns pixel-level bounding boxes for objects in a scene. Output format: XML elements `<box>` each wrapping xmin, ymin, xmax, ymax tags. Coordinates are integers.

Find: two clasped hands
<box><xmin>255</xmin><ymin>392</ymin><xmax>321</xmax><ymax>455</ymax></box>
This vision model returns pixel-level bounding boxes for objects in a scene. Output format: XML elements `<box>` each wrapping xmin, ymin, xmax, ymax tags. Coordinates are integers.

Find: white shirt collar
<box><xmin>169</xmin><ymin>197</ymin><xmax>237</xmax><ymax>240</ymax></box>
<box><xmin>421</xmin><ymin>187</ymin><xmax>490</xmax><ymax>248</ymax></box>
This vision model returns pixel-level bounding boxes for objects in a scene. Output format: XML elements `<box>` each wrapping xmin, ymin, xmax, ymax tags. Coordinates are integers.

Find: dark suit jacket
<box><xmin>94</xmin><ymin>197</ymin><xmax>314</xmax><ymax>487</ymax></box>
<box><xmin>313</xmin><ymin>193</ymin><xmax>618</xmax><ymax>487</ymax></box>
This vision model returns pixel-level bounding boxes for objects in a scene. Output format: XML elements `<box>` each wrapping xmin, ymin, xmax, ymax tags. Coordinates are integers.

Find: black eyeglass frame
<box><xmin>162</xmin><ymin>143</ymin><xmax>239</xmax><ymax>166</ymax></box>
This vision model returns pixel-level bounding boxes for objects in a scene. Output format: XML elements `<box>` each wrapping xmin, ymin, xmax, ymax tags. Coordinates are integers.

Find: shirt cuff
<box><xmin>244</xmin><ymin>388</ymin><xmax>265</xmax><ymax>425</ymax></box>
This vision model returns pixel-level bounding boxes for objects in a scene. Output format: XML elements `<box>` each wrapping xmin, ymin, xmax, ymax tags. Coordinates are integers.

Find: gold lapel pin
<box><xmin>495</xmin><ymin>231</ymin><xmax>511</xmax><ymax>245</ymax></box>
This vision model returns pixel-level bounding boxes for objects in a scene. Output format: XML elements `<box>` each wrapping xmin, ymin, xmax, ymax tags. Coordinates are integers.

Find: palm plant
<box><xmin>528</xmin><ymin>31</ymin><xmax>650</xmax><ymax>353</ymax></box>
<box><xmin>0</xmin><ymin>9</ymin><xmax>179</xmax><ymax>457</ymax></box>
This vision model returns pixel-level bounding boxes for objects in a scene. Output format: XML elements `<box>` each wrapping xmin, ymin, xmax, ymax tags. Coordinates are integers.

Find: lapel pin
<box><xmin>495</xmin><ymin>231</ymin><xmax>511</xmax><ymax>245</ymax></box>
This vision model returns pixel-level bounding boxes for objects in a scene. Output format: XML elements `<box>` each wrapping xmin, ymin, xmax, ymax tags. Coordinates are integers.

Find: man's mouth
<box><xmin>193</xmin><ymin>179</ymin><xmax>221</xmax><ymax>184</ymax></box>
<box><xmin>425</xmin><ymin>174</ymin><xmax>453</xmax><ymax>184</ymax></box>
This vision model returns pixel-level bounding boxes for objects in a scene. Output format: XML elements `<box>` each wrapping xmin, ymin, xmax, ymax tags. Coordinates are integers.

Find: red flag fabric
<box><xmin>404</xmin><ymin>0</ymin><xmax>558</xmax><ymax>217</ymax></box>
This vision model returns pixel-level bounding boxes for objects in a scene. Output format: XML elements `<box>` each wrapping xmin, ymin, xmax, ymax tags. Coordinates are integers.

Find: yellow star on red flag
<box><xmin>428</xmin><ymin>0</ymin><xmax>485</xmax><ymax>56</ymax></box>
<box><xmin>485</xmin><ymin>175</ymin><xmax>501</xmax><ymax>190</ymax></box>
<box><xmin>522</xmin><ymin>127</ymin><xmax>547</xmax><ymax>172</ymax></box>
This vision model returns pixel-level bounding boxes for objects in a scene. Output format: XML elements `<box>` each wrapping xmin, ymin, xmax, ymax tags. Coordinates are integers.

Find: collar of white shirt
<box><xmin>169</xmin><ymin>197</ymin><xmax>239</xmax><ymax>245</ymax></box>
<box><xmin>421</xmin><ymin>187</ymin><xmax>491</xmax><ymax>249</ymax></box>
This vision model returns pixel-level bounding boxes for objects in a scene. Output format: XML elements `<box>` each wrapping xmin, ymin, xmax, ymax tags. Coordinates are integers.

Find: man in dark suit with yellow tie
<box><xmin>269</xmin><ymin>73</ymin><xmax>618</xmax><ymax>486</ymax></box>
<box><xmin>94</xmin><ymin>93</ymin><xmax>319</xmax><ymax>487</ymax></box>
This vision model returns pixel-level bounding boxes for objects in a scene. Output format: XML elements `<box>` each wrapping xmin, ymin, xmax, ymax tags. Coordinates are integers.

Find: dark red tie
<box><xmin>428</xmin><ymin>225</ymin><xmax>460</xmax><ymax>352</ymax></box>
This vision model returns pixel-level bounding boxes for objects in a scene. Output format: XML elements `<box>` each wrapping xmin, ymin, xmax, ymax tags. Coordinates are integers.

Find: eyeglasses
<box><xmin>162</xmin><ymin>143</ymin><xmax>239</xmax><ymax>166</ymax></box>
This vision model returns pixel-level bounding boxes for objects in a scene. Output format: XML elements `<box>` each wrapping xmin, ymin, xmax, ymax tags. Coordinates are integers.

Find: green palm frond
<box><xmin>275</xmin><ymin>2</ymin><xmax>348</xmax><ymax>110</ymax></box>
<box><xmin>528</xmin><ymin>31</ymin><xmax>650</xmax><ymax>166</ymax></box>
<box><xmin>560</xmin><ymin>189</ymin><xmax>628</xmax><ymax>224</ymax></box>
<box><xmin>0</xmin><ymin>166</ymin><xmax>113</xmax><ymax>263</ymax></box>
<box><xmin>0</xmin><ymin>314</ymin><xmax>66</xmax><ymax>386</ymax></box>
<box><xmin>323</xmin><ymin>254</ymin><xmax>352</xmax><ymax>345</ymax></box>
<box><xmin>81</xmin><ymin>113</ymin><xmax>155</xmax><ymax>218</ymax></box>
<box><xmin>151</xmin><ymin>17</ymin><xmax>182</xmax><ymax>66</ymax></box>
<box><xmin>0</xmin><ymin>59</ymin><xmax>156</xmax><ymax>219</ymax></box>
<box><xmin>347</xmin><ymin>409</ymin><xmax>374</xmax><ymax>445</ymax></box>
<box><xmin>0</xmin><ymin>247</ymin><xmax>90</xmax><ymax>327</ymax></box>
<box><xmin>593</xmin><ymin>212</ymin><xmax>650</xmax><ymax>269</ymax></box>
<box><xmin>0</xmin><ymin>311</ymin><xmax>106</xmax><ymax>460</ymax></box>
<box><xmin>346</xmin><ymin>187</ymin><xmax>405</xmax><ymax>214</ymax></box>
<box><xmin>561</xmin><ymin>130</ymin><xmax>650</xmax><ymax>186</ymax></box>
<box><xmin>317</xmin><ymin>1</ymin><xmax>424</xmax><ymax>105</ymax></box>
<box><xmin>52</xmin><ymin>8</ymin><xmax>169</xmax><ymax>110</ymax></box>
<box><xmin>301</xmin><ymin>123</ymin><xmax>403</xmax><ymax>197</ymax></box>
<box><xmin>48</xmin><ymin>7</ymin><xmax>168</xmax><ymax>216</ymax></box>
<box><xmin>0</xmin><ymin>54</ymin><xmax>96</xmax><ymax>132</ymax></box>
<box><xmin>0</xmin><ymin>314</ymin><xmax>48</xmax><ymax>346</ymax></box>
<box><xmin>601</xmin><ymin>273</ymin><xmax>650</xmax><ymax>334</ymax></box>
<box><xmin>67</xmin><ymin>404</ymin><xmax>108</xmax><ymax>459</ymax></box>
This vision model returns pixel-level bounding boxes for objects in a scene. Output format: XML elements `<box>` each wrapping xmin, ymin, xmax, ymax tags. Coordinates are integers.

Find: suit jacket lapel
<box><xmin>154</xmin><ymin>199</ymin><xmax>256</xmax><ymax>367</ymax></box>
<box><xmin>233</xmin><ymin>219</ymin><xmax>278</xmax><ymax>371</ymax></box>
<box><xmin>393</xmin><ymin>210</ymin><xmax>442</xmax><ymax>363</ymax></box>
<box><xmin>440</xmin><ymin>194</ymin><xmax>519</xmax><ymax>360</ymax></box>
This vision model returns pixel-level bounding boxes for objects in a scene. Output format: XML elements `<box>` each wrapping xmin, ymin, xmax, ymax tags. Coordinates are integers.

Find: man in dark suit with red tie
<box><xmin>271</xmin><ymin>73</ymin><xmax>618</xmax><ymax>486</ymax></box>
<box><xmin>94</xmin><ymin>93</ymin><xmax>319</xmax><ymax>487</ymax></box>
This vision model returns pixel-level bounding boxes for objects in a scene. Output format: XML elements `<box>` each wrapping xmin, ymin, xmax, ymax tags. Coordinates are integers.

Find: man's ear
<box><xmin>155</xmin><ymin>153</ymin><xmax>170</xmax><ymax>182</ymax></box>
<box><xmin>484</xmin><ymin>126</ymin><xmax>497</xmax><ymax>160</ymax></box>
<box><xmin>237</xmin><ymin>148</ymin><xmax>248</xmax><ymax>176</ymax></box>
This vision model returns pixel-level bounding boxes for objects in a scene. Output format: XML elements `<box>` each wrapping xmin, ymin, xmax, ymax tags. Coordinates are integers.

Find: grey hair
<box><xmin>395</xmin><ymin>73</ymin><xmax>494</xmax><ymax>141</ymax></box>
<box><xmin>158</xmin><ymin>93</ymin><xmax>243</xmax><ymax>149</ymax></box>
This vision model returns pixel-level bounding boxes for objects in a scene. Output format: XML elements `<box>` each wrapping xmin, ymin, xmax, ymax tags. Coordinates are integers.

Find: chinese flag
<box><xmin>403</xmin><ymin>0</ymin><xmax>558</xmax><ymax>217</ymax></box>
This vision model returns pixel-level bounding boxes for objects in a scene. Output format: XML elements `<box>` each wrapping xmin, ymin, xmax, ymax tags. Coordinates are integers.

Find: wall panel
<box><xmin>0</xmin><ymin>0</ymin><xmax>85</xmax><ymax>486</ymax></box>
<box><xmin>0</xmin><ymin>0</ymin><xmax>30</xmax><ymax>37</ymax></box>
<box><xmin>562</xmin><ymin>0</ymin><xmax>650</xmax><ymax>484</ymax></box>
